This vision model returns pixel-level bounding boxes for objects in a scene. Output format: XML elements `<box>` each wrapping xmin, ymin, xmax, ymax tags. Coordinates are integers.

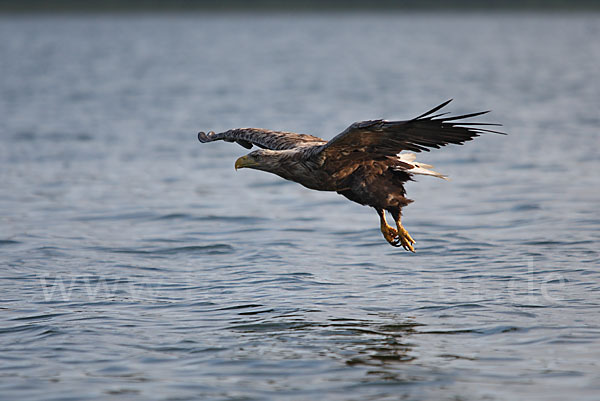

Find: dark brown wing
<box><xmin>318</xmin><ymin>100</ymin><xmax>504</xmax><ymax>158</ymax></box>
<box><xmin>198</xmin><ymin>128</ymin><xmax>326</xmax><ymax>151</ymax></box>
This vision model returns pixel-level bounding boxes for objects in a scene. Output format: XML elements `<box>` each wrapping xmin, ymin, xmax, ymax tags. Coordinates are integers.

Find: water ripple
<box><xmin>1</xmin><ymin>12</ymin><xmax>599</xmax><ymax>401</ymax></box>
<box><xmin>91</xmin><ymin>244</ymin><xmax>234</xmax><ymax>256</ymax></box>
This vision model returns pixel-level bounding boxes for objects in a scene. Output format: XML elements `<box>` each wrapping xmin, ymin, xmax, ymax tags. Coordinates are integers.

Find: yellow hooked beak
<box><xmin>234</xmin><ymin>155</ymin><xmax>257</xmax><ymax>170</ymax></box>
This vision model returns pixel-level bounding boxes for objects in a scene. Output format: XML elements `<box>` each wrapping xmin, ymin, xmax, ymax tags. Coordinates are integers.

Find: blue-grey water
<box><xmin>1</xmin><ymin>12</ymin><xmax>599</xmax><ymax>401</ymax></box>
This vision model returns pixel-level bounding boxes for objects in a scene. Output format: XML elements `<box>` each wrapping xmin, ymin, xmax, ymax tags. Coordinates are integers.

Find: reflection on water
<box><xmin>340</xmin><ymin>322</ymin><xmax>418</xmax><ymax>367</ymax></box>
<box><xmin>1</xmin><ymin>11</ymin><xmax>599</xmax><ymax>401</ymax></box>
<box><xmin>230</xmin><ymin>314</ymin><xmax>420</xmax><ymax>367</ymax></box>
<box><xmin>225</xmin><ymin>311</ymin><xmax>425</xmax><ymax>391</ymax></box>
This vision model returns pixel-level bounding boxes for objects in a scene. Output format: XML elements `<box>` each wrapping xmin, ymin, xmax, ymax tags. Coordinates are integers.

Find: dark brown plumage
<box><xmin>197</xmin><ymin>100</ymin><xmax>503</xmax><ymax>251</ymax></box>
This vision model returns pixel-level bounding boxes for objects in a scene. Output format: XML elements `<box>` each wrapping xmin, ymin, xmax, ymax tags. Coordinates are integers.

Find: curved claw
<box><xmin>378</xmin><ymin>208</ymin><xmax>416</xmax><ymax>252</ymax></box>
<box><xmin>384</xmin><ymin>229</ymin><xmax>415</xmax><ymax>252</ymax></box>
<box><xmin>381</xmin><ymin>225</ymin><xmax>400</xmax><ymax>247</ymax></box>
<box><xmin>396</xmin><ymin>225</ymin><xmax>416</xmax><ymax>252</ymax></box>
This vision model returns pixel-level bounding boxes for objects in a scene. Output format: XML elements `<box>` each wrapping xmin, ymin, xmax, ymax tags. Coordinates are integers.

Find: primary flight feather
<box><xmin>197</xmin><ymin>100</ymin><xmax>503</xmax><ymax>251</ymax></box>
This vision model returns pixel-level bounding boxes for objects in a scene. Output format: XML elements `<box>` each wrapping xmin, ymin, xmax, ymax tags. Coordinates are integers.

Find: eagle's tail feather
<box><xmin>395</xmin><ymin>153</ymin><xmax>449</xmax><ymax>180</ymax></box>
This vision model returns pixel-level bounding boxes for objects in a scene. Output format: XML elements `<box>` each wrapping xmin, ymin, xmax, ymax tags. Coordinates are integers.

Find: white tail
<box><xmin>395</xmin><ymin>153</ymin><xmax>449</xmax><ymax>180</ymax></box>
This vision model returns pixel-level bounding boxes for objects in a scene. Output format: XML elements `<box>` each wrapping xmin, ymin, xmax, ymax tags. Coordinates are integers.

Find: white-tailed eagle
<box><xmin>198</xmin><ymin>100</ymin><xmax>503</xmax><ymax>251</ymax></box>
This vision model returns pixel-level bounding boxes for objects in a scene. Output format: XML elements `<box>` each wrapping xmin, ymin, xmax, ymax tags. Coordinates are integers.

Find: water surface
<box><xmin>1</xmin><ymin>12</ymin><xmax>599</xmax><ymax>401</ymax></box>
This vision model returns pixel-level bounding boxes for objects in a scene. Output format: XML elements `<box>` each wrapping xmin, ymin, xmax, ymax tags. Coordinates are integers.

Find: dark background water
<box><xmin>1</xmin><ymin>11</ymin><xmax>599</xmax><ymax>401</ymax></box>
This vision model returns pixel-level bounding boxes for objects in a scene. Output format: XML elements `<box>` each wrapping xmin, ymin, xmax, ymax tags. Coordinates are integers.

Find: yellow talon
<box><xmin>380</xmin><ymin>222</ymin><xmax>399</xmax><ymax>245</ymax></box>
<box><xmin>396</xmin><ymin>223</ymin><xmax>416</xmax><ymax>252</ymax></box>
<box><xmin>377</xmin><ymin>208</ymin><xmax>416</xmax><ymax>251</ymax></box>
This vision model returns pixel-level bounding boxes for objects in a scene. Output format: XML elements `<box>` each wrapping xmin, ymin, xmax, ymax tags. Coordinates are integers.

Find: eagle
<box><xmin>197</xmin><ymin>100</ymin><xmax>502</xmax><ymax>251</ymax></box>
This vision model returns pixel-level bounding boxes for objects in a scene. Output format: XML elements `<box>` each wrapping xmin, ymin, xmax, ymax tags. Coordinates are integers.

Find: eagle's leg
<box><xmin>376</xmin><ymin>208</ymin><xmax>401</xmax><ymax>247</ymax></box>
<box><xmin>390</xmin><ymin>208</ymin><xmax>416</xmax><ymax>252</ymax></box>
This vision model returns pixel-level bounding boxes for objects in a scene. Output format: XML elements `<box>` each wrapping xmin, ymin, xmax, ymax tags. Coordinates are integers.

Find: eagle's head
<box><xmin>234</xmin><ymin>149</ymin><xmax>288</xmax><ymax>173</ymax></box>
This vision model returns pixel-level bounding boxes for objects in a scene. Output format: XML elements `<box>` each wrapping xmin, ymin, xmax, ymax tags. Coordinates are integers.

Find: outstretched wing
<box><xmin>318</xmin><ymin>99</ymin><xmax>504</xmax><ymax>159</ymax></box>
<box><xmin>198</xmin><ymin>128</ymin><xmax>326</xmax><ymax>151</ymax></box>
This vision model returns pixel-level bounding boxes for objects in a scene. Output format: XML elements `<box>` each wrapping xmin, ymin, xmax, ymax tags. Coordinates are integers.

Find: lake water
<box><xmin>1</xmin><ymin>11</ymin><xmax>599</xmax><ymax>401</ymax></box>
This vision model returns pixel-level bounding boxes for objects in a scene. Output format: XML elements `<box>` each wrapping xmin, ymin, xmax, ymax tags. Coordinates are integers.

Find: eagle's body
<box><xmin>198</xmin><ymin>100</ymin><xmax>502</xmax><ymax>251</ymax></box>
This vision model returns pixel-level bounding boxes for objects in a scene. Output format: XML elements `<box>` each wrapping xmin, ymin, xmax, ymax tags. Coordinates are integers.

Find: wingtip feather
<box><xmin>198</xmin><ymin>131</ymin><xmax>216</xmax><ymax>142</ymax></box>
<box><xmin>413</xmin><ymin>99</ymin><xmax>453</xmax><ymax>120</ymax></box>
